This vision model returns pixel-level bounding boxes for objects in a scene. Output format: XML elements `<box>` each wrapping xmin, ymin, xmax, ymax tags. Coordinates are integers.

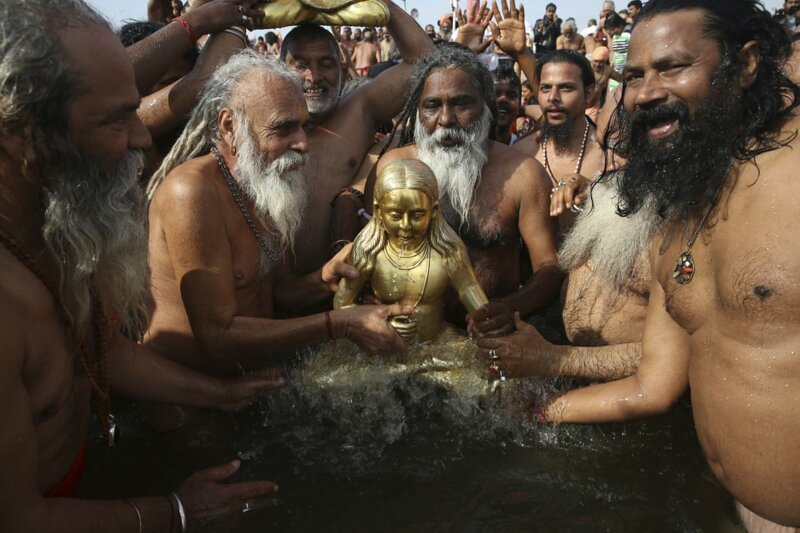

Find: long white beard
<box><xmin>415</xmin><ymin>106</ymin><xmax>491</xmax><ymax>229</ymax></box>
<box><xmin>42</xmin><ymin>149</ymin><xmax>151</xmax><ymax>342</ymax></box>
<box><xmin>233</xmin><ymin>116</ymin><xmax>308</xmax><ymax>261</ymax></box>
<box><xmin>558</xmin><ymin>173</ymin><xmax>661</xmax><ymax>290</ymax></box>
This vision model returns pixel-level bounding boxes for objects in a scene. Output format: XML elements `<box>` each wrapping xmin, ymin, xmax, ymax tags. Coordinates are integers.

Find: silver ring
<box><xmin>489</xmin><ymin>349</ymin><xmax>499</xmax><ymax>361</ymax></box>
<box><xmin>242</xmin><ymin>501</ymin><xmax>252</xmax><ymax>513</ymax></box>
<box><xmin>557</xmin><ymin>179</ymin><xmax>567</xmax><ymax>188</ymax></box>
<box><xmin>570</xmin><ymin>204</ymin><xmax>584</xmax><ymax>213</ymax></box>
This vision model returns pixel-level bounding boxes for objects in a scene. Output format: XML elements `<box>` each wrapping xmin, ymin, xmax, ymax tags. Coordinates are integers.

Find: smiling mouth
<box><xmin>647</xmin><ymin>118</ymin><xmax>679</xmax><ymax>139</ymax></box>
<box><xmin>304</xmin><ymin>87</ymin><xmax>326</xmax><ymax>98</ymax></box>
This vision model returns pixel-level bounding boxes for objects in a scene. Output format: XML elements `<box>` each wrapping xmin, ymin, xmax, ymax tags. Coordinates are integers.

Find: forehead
<box><xmin>539</xmin><ymin>62</ymin><xmax>584</xmax><ymax>85</ymax></box>
<box><xmin>59</xmin><ymin>23</ymin><xmax>140</xmax><ymax>116</ymax></box>
<box><xmin>421</xmin><ymin>68</ymin><xmax>482</xmax><ymax>98</ymax></box>
<box><xmin>627</xmin><ymin>10</ymin><xmax>720</xmax><ymax>67</ymax></box>
<box><xmin>381</xmin><ymin>188</ymin><xmax>432</xmax><ymax>206</ymax></box>
<box><xmin>285</xmin><ymin>36</ymin><xmax>339</xmax><ymax>61</ymax></box>
<box><xmin>237</xmin><ymin>74</ymin><xmax>307</xmax><ymax>121</ymax></box>
<box><xmin>495</xmin><ymin>79</ymin><xmax>519</xmax><ymax>93</ymax></box>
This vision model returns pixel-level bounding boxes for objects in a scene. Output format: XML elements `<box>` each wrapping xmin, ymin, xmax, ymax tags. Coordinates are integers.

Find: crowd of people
<box><xmin>1</xmin><ymin>0</ymin><xmax>799</xmax><ymax>530</ymax></box>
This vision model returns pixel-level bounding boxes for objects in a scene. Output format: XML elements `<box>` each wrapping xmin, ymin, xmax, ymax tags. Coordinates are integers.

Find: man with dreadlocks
<box><xmin>146</xmin><ymin>51</ymin><xmax>411</xmax><ymax>386</ymax></box>
<box><xmin>0</xmin><ymin>0</ymin><xmax>292</xmax><ymax>529</ymax></box>
<box><xmin>277</xmin><ymin>3</ymin><xmax>435</xmax><ymax>279</ymax></box>
<box><xmin>373</xmin><ymin>44</ymin><xmax>562</xmax><ymax>336</ymax></box>
<box><xmin>485</xmin><ymin>0</ymin><xmax>800</xmax><ymax>528</ymax></box>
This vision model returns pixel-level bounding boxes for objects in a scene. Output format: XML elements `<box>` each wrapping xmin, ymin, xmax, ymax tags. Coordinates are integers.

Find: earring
<box><xmin>21</xmin><ymin>158</ymin><xmax>29</xmax><ymax>178</ymax></box>
<box><xmin>231</xmin><ymin>145</ymin><xmax>237</xmax><ymax>156</ymax></box>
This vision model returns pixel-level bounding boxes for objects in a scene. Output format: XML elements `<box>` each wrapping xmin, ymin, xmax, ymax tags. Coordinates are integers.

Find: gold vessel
<box><xmin>252</xmin><ymin>0</ymin><xmax>390</xmax><ymax>28</ymax></box>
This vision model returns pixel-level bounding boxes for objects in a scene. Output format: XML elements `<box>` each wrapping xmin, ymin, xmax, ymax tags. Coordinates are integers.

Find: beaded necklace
<box><xmin>542</xmin><ymin>115</ymin><xmax>590</xmax><ymax>187</ymax></box>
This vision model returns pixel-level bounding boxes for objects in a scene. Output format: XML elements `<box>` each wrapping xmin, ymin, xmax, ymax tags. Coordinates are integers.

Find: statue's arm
<box><xmin>447</xmin><ymin>248</ymin><xmax>489</xmax><ymax>314</ymax></box>
<box><xmin>333</xmin><ymin>269</ymin><xmax>371</xmax><ymax>309</ymax></box>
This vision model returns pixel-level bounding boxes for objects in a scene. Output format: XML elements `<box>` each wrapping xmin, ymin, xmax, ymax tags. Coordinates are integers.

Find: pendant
<box><xmin>673</xmin><ymin>251</ymin><xmax>695</xmax><ymax>285</ymax></box>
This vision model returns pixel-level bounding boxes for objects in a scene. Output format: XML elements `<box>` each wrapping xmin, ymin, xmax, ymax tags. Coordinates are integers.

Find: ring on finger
<box><xmin>489</xmin><ymin>348</ymin><xmax>500</xmax><ymax>361</ymax></box>
<box><xmin>242</xmin><ymin>501</ymin><xmax>252</xmax><ymax>513</ymax></box>
<box><xmin>570</xmin><ymin>204</ymin><xmax>584</xmax><ymax>213</ymax></box>
<box><xmin>557</xmin><ymin>179</ymin><xmax>567</xmax><ymax>188</ymax></box>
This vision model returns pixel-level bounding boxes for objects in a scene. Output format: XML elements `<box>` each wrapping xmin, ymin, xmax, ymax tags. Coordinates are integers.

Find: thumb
<box><xmin>385</xmin><ymin>303</ymin><xmax>414</xmax><ymax>317</ymax></box>
<box><xmin>513</xmin><ymin>312</ymin><xmax>528</xmax><ymax>331</ymax></box>
<box><xmin>194</xmin><ymin>458</ymin><xmax>241</xmax><ymax>482</ymax></box>
<box><xmin>478</xmin><ymin>38</ymin><xmax>494</xmax><ymax>53</ymax></box>
<box><xmin>333</xmin><ymin>262</ymin><xmax>359</xmax><ymax>280</ymax></box>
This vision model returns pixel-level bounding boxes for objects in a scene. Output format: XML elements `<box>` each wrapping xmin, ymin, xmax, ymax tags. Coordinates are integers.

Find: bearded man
<box><xmin>0</xmin><ymin>1</ymin><xmax>289</xmax><ymax>529</ymax></box>
<box><xmin>374</xmin><ymin>45</ymin><xmax>562</xmax><ymax>333</ymax></box>
<box><xmin>146</xmin><ymin>51</ymin><xmax>411</xmax><ymax>381</ymax></box>
<box><xmin>513</xmin><ymin>50</ymin><xmax>604</xmax><ymax>232</ymax></box>
<box><xmin>486</xmin><ymin>0</ymin><xmax>800</xmax><ymax>529</ymax></box>
<box><xmin>277</xmin><ymin>2</ymin><xmax>435</xmax><ymax>278</ymax></box>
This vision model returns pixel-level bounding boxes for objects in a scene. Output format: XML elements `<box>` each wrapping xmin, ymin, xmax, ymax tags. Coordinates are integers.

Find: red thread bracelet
<box><xmin>325</xmin><ymin>311</ymin><xmax>335</xmax><ymax>340</ymax></box>
<box><xmin>172</xmin><ymin>16</ymin><xmax>197</xmax><ymax>44</ymax></box>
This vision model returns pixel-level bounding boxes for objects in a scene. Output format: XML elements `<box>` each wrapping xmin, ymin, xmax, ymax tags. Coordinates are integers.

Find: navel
<box><xmin>348</xmin><ymin>157</ymin><xmax>358</xmax><ymax>169</ymax></box>
<box><xmin>753</xmin><ymin>285</ymin><xmax>773</xmax><ymax>300</ymax></box>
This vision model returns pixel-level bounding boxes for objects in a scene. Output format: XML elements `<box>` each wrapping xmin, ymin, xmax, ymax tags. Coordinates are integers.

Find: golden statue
<box><xmin>334</xmin><ymin>159</ymin><xmax>488</xmax><ymax>343</ymax></box>
<box><xmin>252</xmin><ymin>0</ymin><xmax>389</xmax><ymax>28</ymax></box>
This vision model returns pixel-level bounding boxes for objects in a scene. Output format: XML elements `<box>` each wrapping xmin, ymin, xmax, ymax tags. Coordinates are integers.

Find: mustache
<box><xmin>631</xmin><ymin>101</ymin><xmax>690</xmax><ymax>131</ymax></box>
<box><xmin>429</xmin><ymin>126</ymin><xmax>471</xmax><ymax>146</ymax></box>
<box><xmin>270</xmin><ymin>150</ymin><xmax>308</xmax><ymax>173</ymax></box>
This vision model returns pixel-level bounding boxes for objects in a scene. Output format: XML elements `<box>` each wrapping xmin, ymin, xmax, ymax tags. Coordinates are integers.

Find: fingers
<box><xmin>456</xmin><ymin>7</ymin><xmax>464</xmax><ymax>26</ymax></box>
<box><xmin>491</xmin><ymin>0</ymin><xmax>502</xmax><ymax>22</ymax></box>
<box><xmin>500</xmin><ymin>0</ymin><xmax>510</xmax><ymax>19</ymax></box>
<box><xmin>227</xmin><ymin>480</ymin><xmax>279</xmax><ymax>501</ymax></box>
<box><xmin>332</xmin><ymin>262</ymin><xmax>359</xmax><ymax>281</ymax></box>
<box><xmin>488</xmin><ymin>21</ymin><xmax>499</xmax><ymax>40</ymax></box>
<box><xmin>192</xmin><ymin>459</ymin><xmax>241</xmax><ymax>482</ymax></box>
<box><xmin>513</xmin><ymin>312</ymin><xmax>529</xmax><ymax>331</ymax></box>
<box><xmin>478</xmin><ymin>1</ymin><xmax>491</xmax><ymax>25</ymax></box>
<box><xmin>519</xmin><ymin>3</ymin><xmax>525</xmax><ymax>25</ymax></box>
<box><xmin>509</xmin><ymin>0</ymin><xmax>517</xmax><ymax>19</ymax></box>
<box><xmin>385</xmin><ymin>303</ymin><xmax>415</xmax><ymax>318</ymax></box>
<box><xmin>477</xmin><ymin>39</ymin><xmax>494</xmax><ymax>53</ymax></box>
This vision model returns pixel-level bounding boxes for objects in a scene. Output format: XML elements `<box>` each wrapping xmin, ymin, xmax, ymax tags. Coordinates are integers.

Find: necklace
<box><xmin>210</xmin><ymin>146</ymin><xmax>282</xmax><ymax>268</ymax></box>
<box><xmin>672</xmin><ymin>180</ymin><xmax>728</xmax><ymax>285</ymax></box>
<box><xmin>543</xmin><ymin>115</ymin><xmax>590</xmax><ymax>187</ymax></box>
<box><xmin>0</xmin><ymin>227</ymin><xmax>114</xmax><ymax>444</ymax></box>
<box><xmin>384</xmin><ymin>242</ymin><xmax>432</xmax><ymax>308</ymax></box>
<box><xmin>384</xmin><ymin>241</ymin><xmax>429</xmax><ymax>270</ymax></box>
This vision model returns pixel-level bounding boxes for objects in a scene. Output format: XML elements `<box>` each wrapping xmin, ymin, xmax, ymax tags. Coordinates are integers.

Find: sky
<box><xmin>89</xmin><ymin>0</ymin><xmax>789</xmax><ymax>36</ymax></box>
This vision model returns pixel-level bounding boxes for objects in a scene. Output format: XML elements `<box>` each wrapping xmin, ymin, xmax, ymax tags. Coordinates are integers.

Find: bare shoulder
<box><xmin>0</xmin><ymin>250</ymin><xmax>47</xmax><ymax>368</ymax></box>
<box><xmin>151</xmin><ymin>154</ymin><xmax>223</xmax><ymax>217</ymax></box>
<box><xmin>489</xmin><ymin>141</ymin><xmax>551</xmax><ymax>193</ymax></box>
<box><xmin>376</xmin><ymin>144</ymin><xmax>417</xmax><ymax>172</ymax></box>
<box><xmin>511</xmin><ymin>133</ymin><xmax>539</xmax><ymax>157</ymax></box>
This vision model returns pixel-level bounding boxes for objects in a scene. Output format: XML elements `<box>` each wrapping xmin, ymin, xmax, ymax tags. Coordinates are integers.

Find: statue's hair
<box><xmin>383</xmin><ymin>43</ymin><xmax>497</xmax><ymax>152</ymax></box>
<box><xmin>351</xmin><ymin>159</ymin><xmax>467</xmax><ymax>272</ymax></box>
<box><xmin>0</xmin><ymin>0</ymin><xmax>107</xmax><ymax>148</ymax></box>
<box><xmin>147</xmin><ymin>49</ymin><xmax>300</xmax><ymax>198</ymax></box>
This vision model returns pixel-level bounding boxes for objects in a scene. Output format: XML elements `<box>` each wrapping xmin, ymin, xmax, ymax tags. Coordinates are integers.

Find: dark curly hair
<box><xmin>602</xmin><ymin>0</ymin><xmax>800</xmax><ymax>218</ymax></box>
<box><xmin>384</xmin><ymin>43</ymin><xmax>497</xmax><ymax>150</ymax></box>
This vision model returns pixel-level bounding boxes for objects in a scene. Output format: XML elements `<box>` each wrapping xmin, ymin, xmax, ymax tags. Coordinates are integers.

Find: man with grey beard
<box><xmin>146</xmin><ymin>51</ymin><xmax>411</xmax><ymax>391</ymax></box>
<box><xmin>0</xmin><ymin>1</ymin><xmax>293</xmax><ymax>530</ymax></box>
<box><xmin>373</xmin><ymin>45</ymin><xmax>561</xmax><ymax>335</ymax></box>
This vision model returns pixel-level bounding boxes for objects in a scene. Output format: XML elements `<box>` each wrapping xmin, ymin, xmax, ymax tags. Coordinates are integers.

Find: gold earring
<box><xmin>21</xmin><ymin>158</ymin><xmax>29</xmax><ymax>178</ymax></box>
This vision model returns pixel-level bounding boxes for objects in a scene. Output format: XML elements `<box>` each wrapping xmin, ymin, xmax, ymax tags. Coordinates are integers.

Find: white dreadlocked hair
<box><xmin>146</xmin><ymin>49</ymin><xmax>301</xmax><ymax>198</ymax></box>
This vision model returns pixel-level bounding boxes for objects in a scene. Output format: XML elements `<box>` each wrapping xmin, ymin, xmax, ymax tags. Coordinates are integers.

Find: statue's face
<box><xmin>376</xmin><ymin>188</ymin><xmax>435</xmax><ymax>250</ymax></box>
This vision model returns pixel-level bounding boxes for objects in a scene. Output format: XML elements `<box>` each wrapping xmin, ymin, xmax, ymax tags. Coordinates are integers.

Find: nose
<box><xmin>400</xmin><ymin>213</ymin><xmax>411</xmax><ymax>229</ymax></box>
<box><xmin>290</xmin><ymin>127</ymin><xmax>309</xmax><ymax>154</ymax></box>
<box><xmin>437</xmin><ymin>104</ymin><xmax>457</xmax><ymax>128</ymax></box>
<box><xmin>547</xmin><ymin>87</ymin><xmax>561</xmax><ymax>104</ymax></box>
<box><xmin>634</xmin><ymin>70</ymin><xmax>669</xmax><ymax>109</ymax></box>
<box><xmin>129</xmin><ymin>114</ymin><xmax>152</xmax><ymax>151</ymax></box>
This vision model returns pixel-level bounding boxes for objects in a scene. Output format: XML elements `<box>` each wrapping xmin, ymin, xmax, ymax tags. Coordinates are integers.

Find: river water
<box><xmin>78</xmin><ymin>339</ymin><xmax>742</xmax><ymax>532</ymax></box>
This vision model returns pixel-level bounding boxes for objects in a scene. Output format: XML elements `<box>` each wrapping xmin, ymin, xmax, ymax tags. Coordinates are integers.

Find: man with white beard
<box><xmin>373</xmin><ymin>45</ymin><xmax>561</xmax><ymax>334</ymax></box>
<box><xmin>0</xmin><ymin>1</ymin><xmax>296</xmax><ymax>529</ymax></box>
<box><xmin>146</xmin><ymin>51</ymin><xmax>411</xmax><ymax>384</ymax></box>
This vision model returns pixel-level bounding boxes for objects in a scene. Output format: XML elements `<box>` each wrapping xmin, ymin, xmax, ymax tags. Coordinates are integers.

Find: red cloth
<box><xmin>43</xmin><ymin>439</ymin><xmax>87</xmax><ymax>497</ymax></box>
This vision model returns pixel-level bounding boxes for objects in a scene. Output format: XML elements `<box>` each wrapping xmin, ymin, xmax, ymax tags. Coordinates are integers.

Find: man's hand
<box><xmin>455</xmin><ymin>1</ymin><xmax>494</xmax><ymax>54</ymax></box>
<box><xmin>176</xmin><ymin>459</ymin><xmax>279</xmax><ymax>531</ymax></box>
<box><xmin>333</xmin><ymin>303</ymin><xmax>415</xmax><ymax>354</ymax></box>
<box><xmin>477</xmin><ymin>313</ymin><xmax>555</xmax><ymax>378</ymax></box>
<box><xmin>217</xmin><ymin>369</ymin><xmax>286</xmax><ymax>411</ymax></box>
<box><xmin>489</xmin><ymin>0</ymin><xmax>528</xmax><ymax>57</ymax></box>
<box><xmin>183</xmin><ymin>0</ymin><xmax>261</xmax><ymax>35</ymax></box>
<box><xmin>467</xmin><ymin>300</ymin><xmax>516</xmax><ymax>338</ymax></box>
<box><xmin>321</xmin><ymin>243</ymin><xmax>359</xmax><ymax>292</ymax></box>
<box><xmin>550</xmin><ymin>173</ymin><xmax>589</xmax><ymax>217</ymax></box>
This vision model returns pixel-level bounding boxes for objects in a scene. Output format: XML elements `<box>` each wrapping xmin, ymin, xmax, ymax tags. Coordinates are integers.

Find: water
<box><xmin>77</xmin><ymin>339</ymin><xmax>742</xmax><ymax>532</ymax></box>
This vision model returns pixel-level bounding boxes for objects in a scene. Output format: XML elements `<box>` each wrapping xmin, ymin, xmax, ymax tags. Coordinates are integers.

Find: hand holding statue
<box><xmin>476</xmin><ymin>313</ymin><xmax>557</xmax><ymax>378</ymax></box>
<box><xmin>182</xmin><ymin>0</ymin><xmax>262</xmax><ymax>34</ymax></box>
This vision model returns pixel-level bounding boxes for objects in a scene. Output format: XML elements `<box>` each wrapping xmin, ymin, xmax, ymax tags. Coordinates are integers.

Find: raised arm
<box><xmin>128</xmin><ymin>0</ymin><xmax>260</xmax><ymax>94</ymax></box>
<box><xmin>490</xmin><ymin>0</ymin><xmax>538</xmax><ymax>93</ymax></box>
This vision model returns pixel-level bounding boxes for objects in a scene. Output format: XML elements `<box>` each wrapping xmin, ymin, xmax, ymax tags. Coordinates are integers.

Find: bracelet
<box><xmin>126</xmin><ymin>500</ymin><xmax>143</xmax><ymax>533</ymax></box>
<box><xmin>325</xmin><ymin>311</ymin><xmax>335</xmax><ymax>340</ymax></box>
<box><xmin>172</xmin><ymin>16</ymin><xmax>197</xmax><ymax>44</ymax></box>
<box><xmin>170</xmin><ymin>492</ymin><xmax>187</xmax><ymax>533</ymax></box>
<box><xmin>222</xmin><ymin>27</ymin><xmax>248</xmax><ymax>47</ymax></box>
<box><xmin>329</xmin><ymin>239</ymin><xmax>352</xmax><ymax>256</ymax></box>
<box><xmin>330</xmin><ymin>187</ymin><xmax>365</xmax><ymax>206</ymax></box>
